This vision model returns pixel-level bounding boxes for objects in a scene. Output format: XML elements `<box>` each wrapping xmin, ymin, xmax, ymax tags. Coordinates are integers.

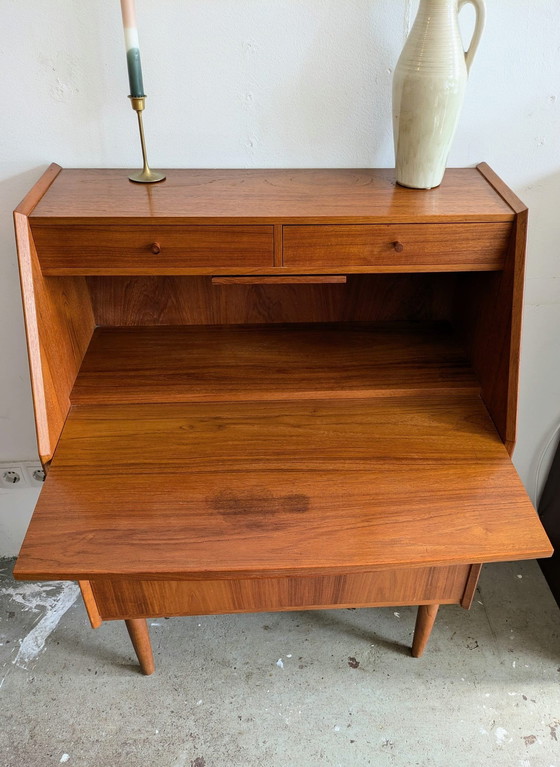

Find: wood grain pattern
<box><xmin>90</xmin><ymin>566</ymin><xmax>471</xmax><ymax>620</ymax></box>
<box><xmin>283</xmin><ymin>223</ymin><xmax>511</xmax><ymax>271</ymax></box>
<box><xmin>87</xmin><ymin>274</ymin><xmax>457</xmax><ymax>327</ymax></box>
<box><xmin>70</xmin><ymin>323</ymin><xmax>479</xmax><ymax>406</ymax></box>
<box><xmin>14</xmin><ymin>395</ymin><xmax>552</xmax><ymax>581</ymax></box>
<box><xmin>125</xmin><ymin>619</ymin><xmax>154</xmax><ymax>675</ymax></box>
<box><xmin>14</xmin><ymin>165</ymin><xmax>95</xmax><ymax>463</ymax></box>
<box><xmin>411</xmin><ymin>605</ymin><xmax>439</xmax><ymax>658</ymax></box>
<box><xmin>453</xmin><ymin>163</ymin><xmax>528</xmax><ymax>451</ymax></box>
<box><xmin>30</xmin><ymin>168</ymin><xmax>515</xmax><ymax>225</ymax></box>
<box><xmin>273</xmin><ymin>224</ymin><xmax>283</xmax><ymax>267</ymax></box>
<box><xmin>33</xmin><ymin>224</ymin><xmax>274</xmax><ymax>275</ymax></box>
<box><xmin>460</xmin><ymin>564</ymin><xmax>483</xmax><ymax>609</ymax></box>
<box><xmin>78</xmin><ymin>580</ymin><xmax>102</xmax><ymax>628</ymax></box>
<box><xmin>479</xmin><ymin>163</ymin><xmax>527</xmax><ymax>454</ymax></box>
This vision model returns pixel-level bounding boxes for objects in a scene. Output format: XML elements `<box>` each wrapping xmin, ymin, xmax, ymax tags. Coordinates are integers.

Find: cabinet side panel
<box><xmin>458</xmin><ymin>215</ymin><xmax>526</xmax><ymax>450</ymax></box>
<box><xmin>15</xmin><ymin>180</ymin><xmax>95</xmax><ymax>463</ymax></box>
<box><xmin>454</xmin><ymin>170</ymin><xmax>527</xmax><ymax>450</ymax></box>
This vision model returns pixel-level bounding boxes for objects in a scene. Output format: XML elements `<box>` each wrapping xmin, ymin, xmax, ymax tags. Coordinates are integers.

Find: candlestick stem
<box><xmin>128</xmin><ymin>96</ymin><xmax>165</xmax><ymax>184</ymax></box>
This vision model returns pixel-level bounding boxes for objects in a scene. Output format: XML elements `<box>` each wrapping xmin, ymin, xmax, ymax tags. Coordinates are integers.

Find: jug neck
<box><xmin>418</xmin><ymin>0</ymin><xmax>457</xmax><ymax>9</ymax></box>
<box><xmin>411</xmin><ymin>0</ymin><xmax>461</xmax><ymax>37</ymax></box>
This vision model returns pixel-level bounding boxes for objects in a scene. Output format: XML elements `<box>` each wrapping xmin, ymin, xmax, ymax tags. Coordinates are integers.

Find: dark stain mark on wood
<box><xmin>210</xmin><ymin>488</ymin><xmax>310</xmax><ymax>528</ymax></box>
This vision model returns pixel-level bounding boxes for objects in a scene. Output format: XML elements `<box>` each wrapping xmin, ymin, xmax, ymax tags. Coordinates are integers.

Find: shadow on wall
<box><xmin>0</xmin><ymin>165</ymin><xmax>51</xmax><ymax>464</ymax></box>
<box><xmin>0</xmin><ymin>163</ymin><xmax>50</xmax><ymax>348</ymax></box>
<box><xmin>514</xmin><ymin>169</ymin><xmax>560</xmax><ymax>504</ymax></box>
<box><xmin>0</xmin><ymin>165</ymin><xmax>50</xmax><ymax>231</ymax></box>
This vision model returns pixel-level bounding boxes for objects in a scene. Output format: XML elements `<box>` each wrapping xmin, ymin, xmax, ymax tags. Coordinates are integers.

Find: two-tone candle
<box><xmin>120</xmin><ymin>0</ymin><xmax>145</xmax><ymax>98</ymax></box>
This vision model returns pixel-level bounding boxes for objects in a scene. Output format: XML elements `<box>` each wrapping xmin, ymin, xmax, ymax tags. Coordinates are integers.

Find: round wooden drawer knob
<box><xmin>151</xmin><ymin>242</ymin><xmax>161</xmax><ymax>255</ymax></box>
<box><xmin>393</xmin><ymin>241</ymin><xmax>404</xmax><ymax>253</ymax></box>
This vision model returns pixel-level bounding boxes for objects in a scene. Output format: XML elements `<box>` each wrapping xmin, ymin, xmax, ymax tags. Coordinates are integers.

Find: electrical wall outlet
<box><xmin>0</xmin><ymin>462</ymin><xmax>46</xmax><ymax>489</ymax></box>
<box><xmin>0</xmin><ymin>464</ymin><xmax>27</xmax><ymax>489</ymax></box>
<box><xmin>24</xmin><ymin>464</ymin><xmax>46</xmax><ymax>486</ymax></box>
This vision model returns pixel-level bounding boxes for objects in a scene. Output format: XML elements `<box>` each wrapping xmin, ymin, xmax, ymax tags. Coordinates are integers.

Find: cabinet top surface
<box><xmin>29</xmin><ymin>167</ymin><xmax>515</xmax><ymax>224</ymax></box>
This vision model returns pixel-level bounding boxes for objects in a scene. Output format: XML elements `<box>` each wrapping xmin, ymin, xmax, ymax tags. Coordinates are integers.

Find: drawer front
<box><xmin>283</xmin><ymin>223</ymin><xmax>511</xmax><ymax>271</ymax></box>
<box><xmin>91</xmin><ymin>565</ymin><xmax>471</xmax><ymax>620</ymax></box>
<box><xmin>32</xmin><ymin>224</ymin><xmax>275</xmax><ymax>274</ymax></box>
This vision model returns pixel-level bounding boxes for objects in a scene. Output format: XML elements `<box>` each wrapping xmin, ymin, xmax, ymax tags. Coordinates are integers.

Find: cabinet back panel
<box><xmin>87</xmin><ymin>274</ymin><xmax>457</xmax><ymax>326</ymax></box>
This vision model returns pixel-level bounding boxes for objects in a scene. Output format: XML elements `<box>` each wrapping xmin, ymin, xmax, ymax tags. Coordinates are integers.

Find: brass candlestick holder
<box><xmin>128</xmin><ymin>96</ymin><xmax>166</xmax><ymax>183</ymax></box>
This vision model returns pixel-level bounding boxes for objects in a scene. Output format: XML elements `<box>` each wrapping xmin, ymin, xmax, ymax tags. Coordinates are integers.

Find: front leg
<box><xmin>125</xmin><ymin>618</ymin><xmax>155</xmax><ymax>675</ymax></box>
<box><xmin>411</xmin><ymin>604</ymin><xmax>439</xmax><ymax>658</ymax></box>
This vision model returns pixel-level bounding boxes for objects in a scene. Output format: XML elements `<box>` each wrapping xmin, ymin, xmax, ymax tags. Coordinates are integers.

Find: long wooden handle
<box><xmin>211</xmin><ymin>275</ymin><xmax>347</xmax><ymax>285</ymax></box>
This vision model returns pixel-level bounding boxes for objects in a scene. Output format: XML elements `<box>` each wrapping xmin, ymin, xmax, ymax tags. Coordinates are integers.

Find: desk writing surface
<box><xmin>29</xmin><ymin>168</ymin><xmax>514</xmax><ymax>225</ymax></box>
<box><xmin>14</xmin><ymin>395</ymin><xmax>552</xmax><ymax>581</ymax></box>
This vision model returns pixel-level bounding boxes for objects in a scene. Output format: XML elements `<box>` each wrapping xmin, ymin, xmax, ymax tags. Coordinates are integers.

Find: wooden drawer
<box><xmin>283</xmin><ymin>222</ymin><xmax>511</xmax><ymax>271</ymax></box>
<box><xmin>90</xmin><ymin>565</ymin><xmax>472</xmax><ymax>620</ymax></box>
<box><xmin>32</xmin><ymin>224</ymin><xmax>275</xmax><ymax>274</ymax></box>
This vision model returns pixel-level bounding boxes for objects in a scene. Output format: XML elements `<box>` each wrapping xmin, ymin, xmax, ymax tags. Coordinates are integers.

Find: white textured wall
<box><xmin>1</xmin><ymin>0</ymin><xmax>560</xmax><ymax>554</ymax></box>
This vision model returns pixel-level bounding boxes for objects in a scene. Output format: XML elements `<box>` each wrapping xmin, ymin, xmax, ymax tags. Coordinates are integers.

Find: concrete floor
<box><xmin>0</xmin><ymin>558</ymin><xmax>559</xmax><ymax>767</ymax></box>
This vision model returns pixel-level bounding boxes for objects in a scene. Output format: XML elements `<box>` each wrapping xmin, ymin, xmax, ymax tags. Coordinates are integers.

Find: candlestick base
<box><xmin>128</xmin><ymin>168</ymin><xmax>166</xmax><ymax>184</ymax></box>
<box><xmin>128</xmin><ymin>95</ymin><xmax>166</xmax><ymax>184</ymax></box>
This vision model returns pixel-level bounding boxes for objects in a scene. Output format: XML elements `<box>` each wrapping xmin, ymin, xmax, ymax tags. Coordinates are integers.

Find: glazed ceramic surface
<box><xmin>393</xmin><ymin>0</ymin><xmax>485</xmax><ymax>189</ymax></box>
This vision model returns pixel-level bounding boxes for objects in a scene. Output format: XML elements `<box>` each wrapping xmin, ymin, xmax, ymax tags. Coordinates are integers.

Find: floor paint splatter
<box><xmin>496</xmin><ymin>727</ymin><xmax>512</xmax><ymax>745</ymax></box>
<box><xmin>1</xmin><ymin>581</ymin><xmax>80</xmax><ymax>668</ymax></box>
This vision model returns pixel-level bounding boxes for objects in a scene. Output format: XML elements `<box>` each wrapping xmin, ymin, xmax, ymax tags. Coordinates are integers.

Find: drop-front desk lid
<box><xmin>14</xmin><ymin>393</ymin><xmax>552</xmax><ymax>582</ymax></box>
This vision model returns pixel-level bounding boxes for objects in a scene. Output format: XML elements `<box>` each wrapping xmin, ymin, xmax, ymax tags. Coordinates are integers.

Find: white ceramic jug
<box><xmin>392</xmin><ymin>0</ymin><xmax>485</xmax><ymax>189</ymax></box>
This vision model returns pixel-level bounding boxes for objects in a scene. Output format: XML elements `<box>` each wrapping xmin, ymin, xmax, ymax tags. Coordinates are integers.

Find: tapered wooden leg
<box><xmin>411</xmin><ymin>604</ymin><xmax>439</xmax><ymax>658</ymax></box>
<box><xmin>125</xmin><ymin>619</ymin><xmax>155</xmax><ymax>675</ymax></box>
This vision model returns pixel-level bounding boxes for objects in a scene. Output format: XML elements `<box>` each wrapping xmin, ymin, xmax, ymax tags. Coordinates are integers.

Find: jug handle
<box><xmin>459</xmin><ymin>0</ymin><xmax>486</xmax><ymax>73</ymax></box>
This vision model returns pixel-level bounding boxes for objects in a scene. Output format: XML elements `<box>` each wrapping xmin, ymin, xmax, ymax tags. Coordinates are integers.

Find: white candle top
<box><xmin>120</xmin><ymin>0</ymin><xmax>137</xmax><ymax>30</ymax></box>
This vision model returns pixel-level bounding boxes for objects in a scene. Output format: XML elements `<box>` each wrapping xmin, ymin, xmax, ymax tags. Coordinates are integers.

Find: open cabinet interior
<box><xmin>17</xmin><ymin>267</ymin><xmax>545</xmax><ymax>582</ymax></box>
<box><xmin>28</xmin><ymin>268</ymin><xmax>520</xmax><ymax>463</ymax></box>
<box><xmin>70</xmin><ymin>272</ymin><xmax>489</xmax><ymax>408</ymax></box>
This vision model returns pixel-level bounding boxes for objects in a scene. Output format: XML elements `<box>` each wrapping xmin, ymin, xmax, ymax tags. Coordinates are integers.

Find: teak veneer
<box><xmin>71</xmin><ymin>323</ymin><xmax>479</xmax><ymax>405</ymax></box>
<box><xmin>17</xmin><ymin>395</ymin><xmax>548</xmax><ymax>581</ymax></box>
<box><xmin>14</xmin><ymin>165</ymin><xmax>552</xmax><ymax>674</ymax></box>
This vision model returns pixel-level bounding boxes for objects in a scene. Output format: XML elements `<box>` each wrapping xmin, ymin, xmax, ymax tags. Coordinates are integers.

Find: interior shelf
<box><xmin>71</xmin><ymin>322</ymin><xmax>479</xmax><ymax>405</ymax></box>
